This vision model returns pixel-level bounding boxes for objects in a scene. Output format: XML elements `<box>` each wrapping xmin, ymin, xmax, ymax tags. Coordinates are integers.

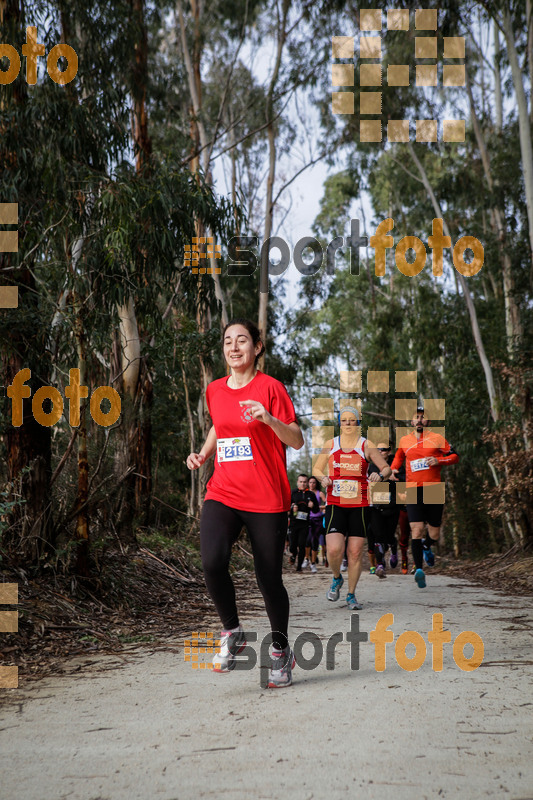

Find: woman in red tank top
<box><xmin>313</xmin><ymin>406</ymin><xmax>394</xmax><ymax>610</ymax></box>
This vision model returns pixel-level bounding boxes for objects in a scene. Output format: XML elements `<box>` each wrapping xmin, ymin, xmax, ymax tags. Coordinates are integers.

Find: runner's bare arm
<box><xmin>239</xmin><ymin>400</ymin><xmax>304</xmax><ymax>449</ymax></box>
<box><xmin>186</xmin><ymin>425</ymin><xmax>217</xmax><ymax>470</ymax></box>
<box><xmin>313</xmin><ymin>442</ymin><xmax>334</xmax><ymax>487</ymax></box>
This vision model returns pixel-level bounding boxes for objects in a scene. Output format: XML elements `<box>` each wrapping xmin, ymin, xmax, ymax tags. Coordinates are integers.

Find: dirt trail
<box><xmin>1</xmin><ymin>568</ymin><xmax>532</xmax><ymax>800</ymax></box>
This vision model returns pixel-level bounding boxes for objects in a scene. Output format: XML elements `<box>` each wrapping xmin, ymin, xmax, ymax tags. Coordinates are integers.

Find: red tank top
<box><xmin>326</xmin><ymin>436</ymin><xmax>369</xmax><ymax>507</ymax></box>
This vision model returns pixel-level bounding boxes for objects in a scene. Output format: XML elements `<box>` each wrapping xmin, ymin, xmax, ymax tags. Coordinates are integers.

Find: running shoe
<box><xmin>340</xmin><ymin>558</ymin><xmax>348</xmax><ymax>572</ymax></box>
<box><xmin>310</xmin><ymin>563</ymin><xmax>318</xmax><ymax>573</ymax></box>
<box><xmin>401</xmin><ymin>558</ymin><xmax>408</xmax><ymax>575</ymax></box>
<box><xmin>376</xmin><ymin>564</ymin><xmax>386</xmax><ymax>579</ymax></box>
<box><xmin>212</xmin><ymin>626</ymin><xmax>246</xmax><ymax>672</ymax></box>
<box><xmin>346</xmin><ymin>593</ymin><xmax>363</xmax><ymax>610</ymax></box>
<box><xmin>389</xmin><ymin>553</ymin><xmax>398</xmax><ymax>569</ymax></box>
<box><xmin>324</xmin><ymin>558</ymin><xmax>329</xmax><ymax>568</ymax></box>
<box><xmin>302</xmin><ymin>557</ymin><xmax>309</xmax><ymax>569</ymax></box>
<box><xmin>289</xmin><ymin>555</ymin><xmax>295</xmax><ymax>565</ymax></box>
<box><xmin>369</xmin><ymin>566</ymin><xmax>376</xmax><ymax>575</ymax></box>
<box><xmin>414</xmin><ymin>568</ymin><xmax>427</xmax><ymax>588</ymax></box>
<box><xmin>327</xmin><ymin>574</ymin><xmax>344</xmax><ymax>601</ymax></box>
<box><xmin>423</xmin><ymin>543</ymin><xmax>435</xmax><ymax>567</ymax></box>
<box><xmin>268</xmin><ymin>647</ymin><xmax>296</xmax><ymax>688</ymax></box>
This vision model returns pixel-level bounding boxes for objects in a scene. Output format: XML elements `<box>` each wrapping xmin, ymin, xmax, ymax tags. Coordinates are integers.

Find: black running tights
<box><xmin>200</xmin><ymin>500</ymin><xmax>289</xmax><ymax>650</ymax></box>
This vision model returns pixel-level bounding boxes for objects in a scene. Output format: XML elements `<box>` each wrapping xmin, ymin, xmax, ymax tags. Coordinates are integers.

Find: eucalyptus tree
<box><xmin>0</xmin><ymin>0</ymin><xmax>233</xmax><ymax>571</ymax></box>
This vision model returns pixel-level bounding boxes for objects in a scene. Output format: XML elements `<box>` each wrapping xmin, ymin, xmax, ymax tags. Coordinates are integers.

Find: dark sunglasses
<box><xmin>378</xmin><ymin>447</ymin><xmax>390</xmax><ymax>451</ymax></box>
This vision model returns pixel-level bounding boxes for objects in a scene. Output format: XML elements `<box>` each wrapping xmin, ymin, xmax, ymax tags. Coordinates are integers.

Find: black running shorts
<box><xmin>406</xmin><ymin>486</ymin><xmax>444</xmax><ymax>528</ymax></box>
<box><xmin>324</xmin><ymin>505</ymin><xmax>371</xmax><ymax>538</ymax></box>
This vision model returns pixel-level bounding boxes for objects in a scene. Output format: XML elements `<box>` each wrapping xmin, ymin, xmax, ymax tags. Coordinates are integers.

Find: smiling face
<box><xmin>223</xmin><ymin>324</ymin><xmax>262</xmax><ymax>372</ymax></box>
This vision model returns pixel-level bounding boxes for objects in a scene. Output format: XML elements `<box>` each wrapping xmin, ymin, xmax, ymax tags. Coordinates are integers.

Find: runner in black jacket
<box><xmin>289</xmin><ymin>474</ymin><xmax>319</xmax><ymax>572</ymax></box>
<box><xmin>367</xmin><ymin>443</ymin><xmax>405</xmax><ymax>578</ymax></box>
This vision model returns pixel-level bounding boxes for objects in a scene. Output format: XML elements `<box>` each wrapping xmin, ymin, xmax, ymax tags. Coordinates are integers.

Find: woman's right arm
<box><xmin>313</xmin><ymin>443</ymin><xmax>333</xmax><ymax>488</ymax></box>
<box><xmin>186</xmin><ymin>425</ymin><xmax>217</xmax><ymax>470</ymax></box>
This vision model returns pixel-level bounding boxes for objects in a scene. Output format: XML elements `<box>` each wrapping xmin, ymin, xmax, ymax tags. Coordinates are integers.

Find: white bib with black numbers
<box><xmin>411</xmin><ymin>458</ymin><xmax>429</xmax><ymax>472</ymax></box>
<box><xmin>332</xmin><ymin>479</ymin><xmax>360</xmax><ymax>499</ymax></box>
<box><xmin>372</xmin><ymin>491</ymin><xmax>390</xmax><ymax>504</ymax></box>
<box><xmin>217</xmin><ymin>437</ymin><xmax>253</xmax><ymax>462</ymax></box>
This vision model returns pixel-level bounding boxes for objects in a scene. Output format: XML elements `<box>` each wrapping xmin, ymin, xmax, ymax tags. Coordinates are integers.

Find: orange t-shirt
<box><xmin>391</xmin><ymin>430</ymin><xmax>458</xmax><ymax>485</ymax></box>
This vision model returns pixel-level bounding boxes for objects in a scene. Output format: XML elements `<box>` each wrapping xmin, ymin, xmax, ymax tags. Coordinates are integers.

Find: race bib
<box><xmin>296</xmin><ymin>511</ymin><xmax>308</xmax><ymax>521</ymax></box>
<box><xmin>372</xmin><ymin>491</ymin><xmax>390</xmax><ymax>504</ymax></box>
<box><xmin>217</xmin><ymin>437</ymin><xmax>253</xmax><ymax>462</ymax></box>
<box><xmin>411</xmin><ymin>458</ymin><xmax>429</xmax><ymax>472</ymax></box>
<box><xmin>332</xmin><ymin>479</ymin><xmax>360</xmax><ymax>499</ymax></box>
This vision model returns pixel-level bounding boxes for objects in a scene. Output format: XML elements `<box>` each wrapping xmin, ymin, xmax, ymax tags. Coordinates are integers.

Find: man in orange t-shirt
<box><xmin>391</xmin><ymin>407</ymin><xmax>459</xmax><ymax>588</ymax></box>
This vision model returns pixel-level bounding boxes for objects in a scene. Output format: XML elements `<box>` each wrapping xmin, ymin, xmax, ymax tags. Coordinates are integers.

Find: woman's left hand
<box><xmin>239</xmin><ymin>399</ymin><xmax>272</xmax><ymax>425</ymax></box>
<box><xmin>368</xmin><ymin>472</ymin><xmax>382</xmax><ymax>482</ymax></box>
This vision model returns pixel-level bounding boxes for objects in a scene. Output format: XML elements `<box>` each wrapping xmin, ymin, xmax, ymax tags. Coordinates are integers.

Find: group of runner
<box><xmin>309</xmin><ymin>405</ymin><xmax>458</xmax><ymax>607</ymax></box>
<box><xmin>187</xmin><ymin>318</ymin><xmax>459</xmax><ymax>688</ymax></box>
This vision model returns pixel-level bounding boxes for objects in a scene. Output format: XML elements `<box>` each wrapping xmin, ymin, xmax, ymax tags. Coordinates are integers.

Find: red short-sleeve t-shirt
<box><xmin>204</xmin><ymin>371</ymin><xmax>297</xmax><ymax>513</ymax></box>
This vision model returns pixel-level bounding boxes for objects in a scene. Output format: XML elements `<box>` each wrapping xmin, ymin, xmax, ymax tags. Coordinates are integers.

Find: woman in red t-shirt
<box><xmin>186</xmin><ymin>318</ymin><xmax>303</xmax><ymax>688</ymax></box>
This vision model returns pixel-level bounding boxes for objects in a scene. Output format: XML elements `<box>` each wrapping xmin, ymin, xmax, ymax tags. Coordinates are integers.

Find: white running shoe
<box><xmin>310</xmin><ymin>563</ymin><xmax>317</xmax><ymax>573</ymax></box>
<box><xmin>212</xmin><ymin>626</ymin><xmax>246</xmax><ymax>673</ymax></box>
<box><xmin>302</xmin><ymin>558</ymin><xmax>309</xmax><ymax>569</ymax></box>
<box><xmin>268</xmin><ymin>647</ymin><xmax>296</xmax><ymax>688</ymax></box>
<box><xmin>340</xmin><ymin>558</ymin><xmax>348</xmax><ymax>572</ymax></box>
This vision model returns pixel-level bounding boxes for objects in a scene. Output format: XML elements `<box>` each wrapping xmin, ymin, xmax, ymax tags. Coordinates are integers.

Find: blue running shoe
<box><xmin>423</xmin><ymin>546</ymin><xmax>435</xmax><ymax>567</ymax></box>
<box><xmin>327</xmin><ymin>574</ymin><xmax>344</xmax><ymax>601</ymax></box>
<box><xmin>346</xmin><ymin>593</ymin><xmax>363</xmax><ymax>610</ymax></box>
<box><xmin>414</xmin><ymin>568</ymin><xmax>426</xmax><ymax>588</ymax></box>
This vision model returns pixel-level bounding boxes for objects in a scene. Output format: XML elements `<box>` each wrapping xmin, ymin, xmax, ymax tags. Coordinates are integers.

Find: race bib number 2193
<box><xmin>217</xmin><ymin>437</ymin><xmax>253</xmax><ymax>462</ymax></box>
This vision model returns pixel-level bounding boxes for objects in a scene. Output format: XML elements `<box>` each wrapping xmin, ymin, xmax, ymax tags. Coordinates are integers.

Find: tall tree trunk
<box><xmin>113</xmin><ymin>0</ymin><xmax>153</xmax><ymax>535</ymax></box>
<box><xmin>407</xmin><ymin>143</ymin><xmax>500</xmax><ymax>422</ymax></box>
<box><xmin>501</xmin><ymin>4</ymin><xmax>533</xmax><ymax>267</ymax></box>
<box><xmin>180</xmin><ymin>361</ymin><xmax>196</xmax><ymax>516</ymax></box>
<box><xmin>257</xmin><ymin>0</ymin><xmax>290</xmax><ymax>369</ymax></box>
<box><xmin>493</xmin><ymin>21</ymin><xmax>503</xmax><ymax>133</ymax></box>
<box><xmin>527</xmin><ymin>0</ymin><xmax>533</xmax><ymax>125</ymax></box>
<box><xmin>1</xmin><ymin>1</ymin><xmax>52</xmax><ymax>561</ymax></box>
<box><xmin>177</xmin><ymin>0</ymin><xmax>229</xmax><ymax>326</ymax></box>
<box><xmin>73</xmin><ymin>314</ymin><xmax>90</xmax><ymax>575</ymax></box>
<box><xmin>465</xmin><ymin>75</ymin><xmax>522</xmax><ymax>355</ymax></box>
<box><xmin>115</xmin><ymin>297</ymin><xmax>141</xmax><ymax>541</ymax></box>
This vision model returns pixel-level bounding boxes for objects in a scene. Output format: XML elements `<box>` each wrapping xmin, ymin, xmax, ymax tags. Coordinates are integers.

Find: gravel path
<box><xmin>1</xmin><ymin>568</ymin><xmax>532</xmax><ymax>800</ymax></box>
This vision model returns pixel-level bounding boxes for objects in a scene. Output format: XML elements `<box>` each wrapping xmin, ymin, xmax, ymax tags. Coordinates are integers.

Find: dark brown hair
<box><xmin>223</xmin><ymin>318</ymin><xmax>265</xmax><ymax>365</ymax></box>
